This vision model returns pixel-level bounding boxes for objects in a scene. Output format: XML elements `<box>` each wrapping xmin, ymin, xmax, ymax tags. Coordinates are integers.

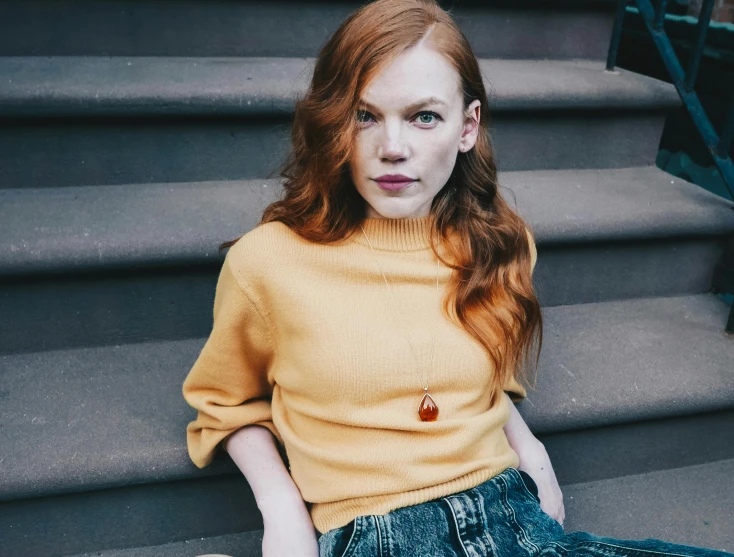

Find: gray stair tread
<box><xmin>518</xmin><ymin>293</ymin><xmax>734</xmax><ymax>434</ymax></box>
<box><xmin>0</xmin><ymin>0</ymin><xmax>617</xmax><ymax>61</ymax></box>
<box><xmin>0</xmin><ymin>56</ymin><xmax>679</xmax><ymax>118</ymax></box>
<box><xmin>66</xmin><ymin>530</ymin><xmax>262</xmax><ymax>557</ymax></box>
<box><xmin>65</xmin><ymin>459</ymin><xmax>734</xmax><ymax>556</ymax></box>
<box><xmin>2</xmin><ymin>166</ymin><xmax>733</xmax><ymax>278</ymax></box>
<box><xmin>1</xmin><ymin>293</ymin><xmax>732</xmax><ymax>503</ymax></box>
<box><xmin>563</xmin><ymin>459</ymin><xmax>734</xmax><ymax>551</ymax></box>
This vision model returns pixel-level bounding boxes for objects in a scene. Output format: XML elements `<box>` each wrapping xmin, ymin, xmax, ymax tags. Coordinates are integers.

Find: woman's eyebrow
<box><xmin>358</xmin><ymin>97</ymin><xmax>449</xmax><ymax>114</ymax></box>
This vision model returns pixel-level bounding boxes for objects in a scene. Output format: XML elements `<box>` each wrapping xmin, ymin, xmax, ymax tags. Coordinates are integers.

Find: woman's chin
<box><xmin>363</xmin><ymin>199</ymin><xmax>432</xmax><ymax>220</ymax></box>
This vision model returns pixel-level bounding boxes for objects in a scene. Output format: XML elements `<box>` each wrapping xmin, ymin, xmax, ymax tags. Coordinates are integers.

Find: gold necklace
<box><xmin>359</xmin><ymin>223</ymin><xmax>441</xmax><ymax>422</ymax></box>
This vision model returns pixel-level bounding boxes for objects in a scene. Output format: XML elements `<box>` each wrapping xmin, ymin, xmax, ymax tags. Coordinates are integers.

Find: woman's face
<box><xmin>349</xmin><ymin>43</ymin><xmax>481</xmax><ymax>219</ymax></box>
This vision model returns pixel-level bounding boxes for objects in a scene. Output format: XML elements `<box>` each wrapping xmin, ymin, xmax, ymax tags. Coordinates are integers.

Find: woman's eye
<box><xmin>356</xmin><ymin>110</ymin><xmax>441</xmax><ymax>126</ymax></box>
<box><xmin>356</xmin><ymin>110</ymin><xmax>374</xmax><ymax>123</ymax></box>
<box><xmin>414</xmin><ymin>111</ymin><xmax>441</xmax><ymax>126</ymax></box>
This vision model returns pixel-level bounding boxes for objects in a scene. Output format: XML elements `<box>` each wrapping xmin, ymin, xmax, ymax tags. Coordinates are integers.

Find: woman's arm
<box><xmin>503</xmin><ymin>393</ymin><xmax>566</xmax><ymax>526</ymax></box>
<box><xmin>225</xmin><ymin>425</ymin><xmax>319</xmax><ymax>557</ymax></box>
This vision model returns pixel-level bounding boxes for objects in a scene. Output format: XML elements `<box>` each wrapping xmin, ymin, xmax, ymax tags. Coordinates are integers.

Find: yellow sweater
<box><xmin>182</xmin><ymin>214</ymin><xmax>537</xmax><ymax>534</ymax></box>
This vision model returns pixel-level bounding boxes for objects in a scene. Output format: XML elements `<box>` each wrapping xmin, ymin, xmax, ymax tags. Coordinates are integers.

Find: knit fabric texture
<box><xmin>182</xmin><ymin>214</ymin><xmax>538</xmax><ymax>534</ymax></box>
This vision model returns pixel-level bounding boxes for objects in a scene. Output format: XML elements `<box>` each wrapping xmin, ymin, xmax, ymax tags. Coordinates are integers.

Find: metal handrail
<box><xmin>607</xmin><ymin>0</ymin><xmax>734</xmax><ymax>202</ymax></box>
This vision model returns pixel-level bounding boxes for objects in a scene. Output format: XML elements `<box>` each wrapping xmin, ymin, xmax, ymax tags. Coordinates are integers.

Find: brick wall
<box><xmin>713</xmin><ymin>0</ymin><xmax>734</xmax><ymax>23</ymax></box>
<box><xmin>688</xmin><ymin>0</ymin><xmax>734</xmax><ymax>24</ymax></box>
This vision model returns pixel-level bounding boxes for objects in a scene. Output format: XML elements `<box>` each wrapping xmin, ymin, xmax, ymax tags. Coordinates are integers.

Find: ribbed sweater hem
<box><xmin>310</xmin><ymin>459</ymin><xmax>517</xmax><ymax>535</ymax></box>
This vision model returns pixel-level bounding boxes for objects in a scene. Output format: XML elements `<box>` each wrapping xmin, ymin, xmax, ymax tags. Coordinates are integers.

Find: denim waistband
<box><xmin>318</xmin><ymin>467</ymin><xmax>734</xmax><ymax>557</ymax></box>
<box><xmin>317</xmin><ymin>466</ymin><xmax>544</xmax><ymax>557</ymax></box>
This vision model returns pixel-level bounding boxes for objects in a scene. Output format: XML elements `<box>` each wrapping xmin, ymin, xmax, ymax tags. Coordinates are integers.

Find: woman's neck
<box><xmin>352</xmin><ymin>214</ymin><xmax>433</xmax><ymax>252</ymax></box>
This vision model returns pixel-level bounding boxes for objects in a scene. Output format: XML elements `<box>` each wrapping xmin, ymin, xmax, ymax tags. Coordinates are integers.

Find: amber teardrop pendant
<box><xmin>418</xmin><ymin>391</ymin><xmax>439</xmax><ymax>422</ymax></box>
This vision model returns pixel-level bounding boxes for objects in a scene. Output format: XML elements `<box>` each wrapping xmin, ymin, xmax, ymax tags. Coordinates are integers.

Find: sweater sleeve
<box><xmin>182</xmin><ymin>252</ymin><xmax>282</xmax><ymax>469</ymax></box>
<box><xmin>503</xmin><ymin>226</ymin><xmax>538</xmax><ymax>402</ymax></box>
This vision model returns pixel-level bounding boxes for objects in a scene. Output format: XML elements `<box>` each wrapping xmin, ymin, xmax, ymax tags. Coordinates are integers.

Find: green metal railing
<box><xmin>606</xmin><ymin>0</ymin><xmax>734</xmax><ymax>332</ymax></box>
<box><xmin>606</xmin><ymin>0</ymin><xmax>734</xmax><ymax>202</ymax></box>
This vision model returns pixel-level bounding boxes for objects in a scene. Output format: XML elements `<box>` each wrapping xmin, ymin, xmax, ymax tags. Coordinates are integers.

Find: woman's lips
<box><xmin>375</xmin><ymin>179</ymin><xmax>416</xmax><ymax>191</ymax></box>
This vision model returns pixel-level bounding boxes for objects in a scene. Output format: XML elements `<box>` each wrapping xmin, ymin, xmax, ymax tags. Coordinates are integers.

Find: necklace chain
<box><xmin>359</xmin><ymin>224</ymin><xmax>441</xmax><ymax>392</ymax></box>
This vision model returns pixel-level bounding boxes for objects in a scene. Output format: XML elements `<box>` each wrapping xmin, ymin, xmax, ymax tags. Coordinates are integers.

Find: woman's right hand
<box><xmin>261</xmin><ymin>494</ymin><xmax>320</xmax><ymax>557</ymax></box>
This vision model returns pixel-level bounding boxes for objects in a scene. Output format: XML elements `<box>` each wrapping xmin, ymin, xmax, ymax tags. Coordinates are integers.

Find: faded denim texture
<box><xmin>317</xmin><ymin>467</ymin><xmax>732</xmax><ymax>557</ymax></box>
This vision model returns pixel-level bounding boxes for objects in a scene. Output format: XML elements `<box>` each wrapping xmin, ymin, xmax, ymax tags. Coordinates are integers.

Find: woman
<box><xmin>182</xmin><ymin>1</ymin><xmax>731</xmax><ymax>555</ymax></box>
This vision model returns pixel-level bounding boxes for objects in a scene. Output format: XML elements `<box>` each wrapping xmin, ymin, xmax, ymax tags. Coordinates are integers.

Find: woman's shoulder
<box><xmin>223</xmin><ymin>220</ymin><xmax>305</xmax><ymax>282</ymax></box>
<box><xmin>225</xmin><ymin>219</ymin><xmax>297</xmax><ymax>259</ymax></box>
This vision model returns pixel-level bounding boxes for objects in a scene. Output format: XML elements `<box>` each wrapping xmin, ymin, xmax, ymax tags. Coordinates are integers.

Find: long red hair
<box><xmin>221</xmin><ymin>0</ymin><xmax>542</xmax><ymax>403</ymax></box>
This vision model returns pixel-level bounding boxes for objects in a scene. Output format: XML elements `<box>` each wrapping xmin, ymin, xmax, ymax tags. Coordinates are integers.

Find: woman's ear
<box><xmin>458</xmin><ymin>99</ymin><xmax>482</xmax><ymax>153</ymax></box>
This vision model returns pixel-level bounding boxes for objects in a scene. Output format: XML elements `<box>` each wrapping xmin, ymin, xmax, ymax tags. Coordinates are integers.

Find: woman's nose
<box><xmin>377</xmin><ymin>123</ymin><xmax>408</xmax><ymax>161</ymax></box>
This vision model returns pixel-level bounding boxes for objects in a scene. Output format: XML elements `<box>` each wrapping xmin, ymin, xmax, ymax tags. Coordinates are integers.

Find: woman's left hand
<box><xmin>517</xmin><ymin>441</ymin><xmax>565</xmax><ymax>527</ymax></box>
<box><xmin>503</xmin><ymin>393</ymin><xmax>565</xmax><ymax>527</ymax></box>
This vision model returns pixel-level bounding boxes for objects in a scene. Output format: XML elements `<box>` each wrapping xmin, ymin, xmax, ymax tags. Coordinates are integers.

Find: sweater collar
<box><xmin>352</xmin><ymin>214</ymin><xmax>433</xmax><ymax>252</ymax></box>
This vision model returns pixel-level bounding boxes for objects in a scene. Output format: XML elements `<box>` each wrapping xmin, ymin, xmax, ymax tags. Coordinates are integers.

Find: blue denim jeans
<box><xmin>317</xmin><ymin>467</ymin><xmax>732</xmax><ymax>557</ymax></box>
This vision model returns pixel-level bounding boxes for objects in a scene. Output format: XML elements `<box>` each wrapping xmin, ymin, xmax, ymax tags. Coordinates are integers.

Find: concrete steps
<box><xmin>0</xmin><ymin>0</ymin><xmax>617</xmax><ymax>59</ymax></box>
<box><xmin>0</xmin><ymin>57</ymin><xmax>680</xmax><ymax>119</ymax></box>
<box><xmin>0</xmin><ymin>57</ymin><xmax>679</xmax><ymax>188</ymax></box>
<box><xmin>562</xmin><ymin>459</ymin><xmax>734</xmax><ymax>552</ymax></box>
<box><xmin>0</xmin><ymin>0</ymin><xmax>732</xmax><ymax>555</ymax></box>
<box><xmin>56</xmin><ymin>460</ymin><xmax>734</xmax><ymax>556</ymax></box>
<box><xmin>1</xmin><ymin>292</ymin><xmax>732</xmax><ymax>555</ymax></box>
<box><xmin>2</xmin><ymin>166</ymin><xmax>731</xmax><ymax>355</ymax></box>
